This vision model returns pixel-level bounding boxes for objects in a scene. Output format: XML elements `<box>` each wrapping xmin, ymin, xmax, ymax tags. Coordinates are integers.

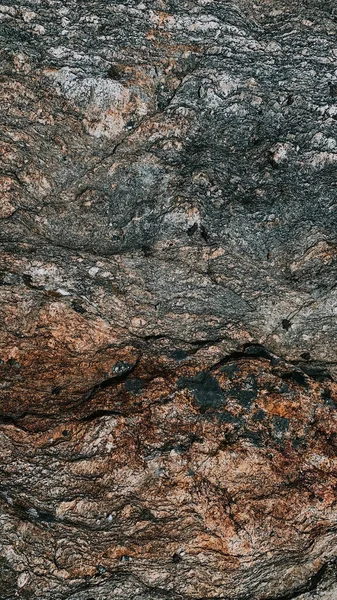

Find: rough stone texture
<box><xmin>1</xmin><ymin>0</ymin><xmax>337</xmax><ymax>598</ymax></box>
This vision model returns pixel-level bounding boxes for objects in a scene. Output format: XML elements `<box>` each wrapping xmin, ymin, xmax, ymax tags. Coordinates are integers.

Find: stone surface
<box><xmin>1</xmin><ymin>0</ymin><xmax>337</xmax><ymax>598</ymax></box>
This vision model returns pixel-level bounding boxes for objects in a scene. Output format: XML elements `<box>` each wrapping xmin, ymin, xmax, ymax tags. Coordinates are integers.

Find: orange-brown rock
<box><xmin>2</xmin><ymin>349</ymin><xmax>337</xmax><ymax>598</ymax></box>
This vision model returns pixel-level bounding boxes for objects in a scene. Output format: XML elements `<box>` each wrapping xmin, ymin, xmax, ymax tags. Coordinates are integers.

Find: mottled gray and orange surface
<box><xmin>1</xmin><ymin>0</ymin><xmax>337</xmax><ymax>598</ymax></box>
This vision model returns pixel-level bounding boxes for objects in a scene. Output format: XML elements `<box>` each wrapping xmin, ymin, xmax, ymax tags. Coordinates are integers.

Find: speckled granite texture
<box><xmin>1</xmin><ymin>1</ymin><xmax>337</xmax><ymax>598</ymax></box>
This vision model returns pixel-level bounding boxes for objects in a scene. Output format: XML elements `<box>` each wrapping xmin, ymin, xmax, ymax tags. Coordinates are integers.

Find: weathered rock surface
<box><xmin>1</xmin><ymin>0</ymin><xmax>337</xmax><ymax>598</ymax></box>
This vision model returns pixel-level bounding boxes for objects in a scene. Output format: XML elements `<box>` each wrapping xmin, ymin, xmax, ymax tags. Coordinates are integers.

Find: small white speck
<box><xmin>56</xmin><ymin>288</ymin><xmax>71</xmax><ymax>296</ymax></box>
<box><xmin>17</xmin><ymin>572</ymin><xmax>30</xmax><ymax>588</ymax></box>
<box><xmin>33</xmin><ymin>24</ymin><xmax>45</xmax><ymax>34</ymax></box>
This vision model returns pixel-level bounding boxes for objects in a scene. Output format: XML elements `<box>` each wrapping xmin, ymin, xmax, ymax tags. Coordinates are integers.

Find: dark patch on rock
<box><xmin>292</xmin><ymin>436</ymin><xmax>307</xmax><ymax>450</ymax></box>
<box><xmin>38</xmin><ymin>510</ymin><xmax>57</xmax><ymax>523</ymax></box>
<box><xmin>187</xmin><ymin>223</ymin><xmax>198</xmax><ymax>237</ymax></box>
<box><xmin>300</xmin><ymin>366</ymin><xmax>333</xmax><ymax>383</ymax></box>
<box><xmin>170</xmin><ymin>349</ymin><xmax>188</xmax><ymax>361</ymax></box>
<box><xmin>281</xmin><ymin>371</ymin><xmax>308</xmax><ymax>387</ymax></box>
<box><xmin>321</xmin><ymin>388</ymin><xmax>335</xmax><ymax>407</ymax></box>
<box><xmin>51</xmin><ymin>386</ymin><xmax>62</xmax><ymax>395</ymax></box>
<box><xmin>216</xmin><ymin>411</ymin><xmax>241</xmax><ymax>425</ymax></box>
<box><xmin>273</xmin><ymin>416</ymin><xmax>290</xmax><ymax>434</ymax></box>
<box><xmin>141</xmin><ymin>245</ymin><xmax>153</xmax><ymax>256</ymax></box>
<box><xmin>234</xmin><ymin>387</ymin><xmax>257</xmax><ymax>408</ymax></box>
<box><xmin>178</xmin><ymin>371</ymin><xmax>226</xmax><ymax>410</ymax></box>
<box><xmin>139</xmin><ymin>508</ymin><xmax>157</xmax><ymax>522</ymax></box>
<box><xmin>72</xmin><ymin>301</ymin><xmax>86</xmax><ymax>314</ymax></box>
<box><xmin>7</xmin><ymin>358</ymin><xmax>20</xmax><ymax>369</ymax></box>
<box><xmin>252</xmin><ymin>409</ymin><xmax>266</xmax><ymax>422</ymax></box>
<box><xmin>221</xmin><ymin>363</ymin><xmax>239</xmax><ymax>379</ymax></box>
<box><xmin>172</xmin><ymin>553</ymin><xmax>182</xmax><ymax>563</ymax></box>
<box><xmin>124</xmin><ymin>377</ymin><xmax>144</xmax><ymax>395</ymax></box>
<box><xmin>282</xmin><ymin>319</ymin><xmax>292</xmax><ymax>331</ymax></box>
<box><xmin>291</xmin><ymin>437</ymin><xmax>307</xmax><ymax>450</ymax></box>
<box><xmin>229</xmin><ymin>375</ymin><xmax>258</xmax><ymax>408</ymax></box>
<box><xmin>199</xmin><ymin>225</ymin><xmax>209</xmax><ymax>242</ymax></box>
<box><xmin>106</xmin><ymin>64</ymin><xmax>123</xmax><ymax>80</ymax></box>
<box><xmin>328</xmin><ymin>82</ymin><xmax>337</xmax><ymax>97</ymax></box>
<box><xmin>244</xmin><ymin>344</ymin><xmax>275</xmax><ymax>361</ymax></box>
<box><xmin>242</xmin><ymin>428</ymin><xmax>264</xmax><ymax>447</ymax></box>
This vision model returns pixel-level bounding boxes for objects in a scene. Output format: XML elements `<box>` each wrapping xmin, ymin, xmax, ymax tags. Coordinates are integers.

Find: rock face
<box><xmin>1</xmin><ymin>0</ymin><xmax>337</xmax><ymax>598</ymax></box>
